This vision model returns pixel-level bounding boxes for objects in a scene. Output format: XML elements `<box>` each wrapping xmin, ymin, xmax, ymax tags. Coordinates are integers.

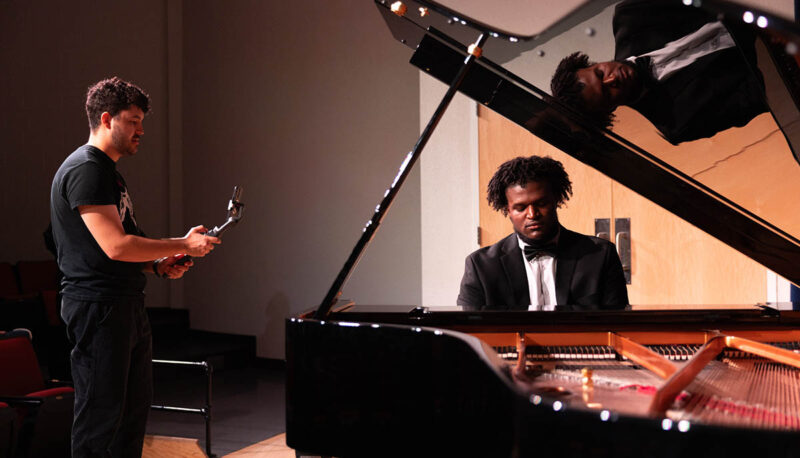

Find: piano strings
<box><xmin>486</xmin><ymin>333</ymin><xmax>800</xmax><ymax>430</ymax></box>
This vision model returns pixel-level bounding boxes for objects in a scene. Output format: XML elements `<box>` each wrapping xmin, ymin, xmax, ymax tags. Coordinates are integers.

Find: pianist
<box><xmin>550</xmin><ymin>0</ymin><xmax>766</xmax><ymax>145</ymax></box>
<box><xmin>457</xmin><ymin>156</ymin><xmax>628</xmax><ymax>311</ymax></box>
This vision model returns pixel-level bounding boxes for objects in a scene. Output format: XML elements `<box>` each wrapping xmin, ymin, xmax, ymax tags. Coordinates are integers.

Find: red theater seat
<box><xmin>0</xmin><ymin>332</ymin><xmax>72</xmax><ymax>458</ymax></box>
<box><xmin>0</xmin><ymin>334</ymin><xmax>44</xmax><ymax>396</ymax></box>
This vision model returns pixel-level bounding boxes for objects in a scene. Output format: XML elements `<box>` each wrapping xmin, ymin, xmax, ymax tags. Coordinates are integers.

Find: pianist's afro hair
<box><xmin>86</xmin><ymin>77</ymin><xmax>150</xmax><ymax>131</ymax></box>
<box><xmin>487</xmin><ymin>156</ymin><xmax>572</xmax><ymax>216</ymax></box>
<box><xmin>551</xmin><ymin>52</ymin><xmax>615</xmax><ymax>129</ymax></box>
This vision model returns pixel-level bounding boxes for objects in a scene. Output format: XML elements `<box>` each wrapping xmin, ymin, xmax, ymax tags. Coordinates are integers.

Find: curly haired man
<box><xmin>458</xmin><ymin>156</ymin><xmax>628</xmax><ymax>311</ymax></box>
<box><xmin>50</xmin><ymin>77</ymin><xmax>220</xmax><ymax>457</ymax></box>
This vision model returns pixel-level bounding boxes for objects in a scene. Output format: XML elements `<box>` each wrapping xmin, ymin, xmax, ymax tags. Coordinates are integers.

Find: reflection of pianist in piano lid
<box><xmin>551</xmin><ymin>0</ymin><xmax>769</xmax><ymax>145</ymax></box>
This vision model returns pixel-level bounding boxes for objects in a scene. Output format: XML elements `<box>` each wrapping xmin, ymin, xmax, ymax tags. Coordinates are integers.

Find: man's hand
<box><xmin>155</xmin><ymin>254</ymin><xmax>193</xmax><ymax>279</ymax></box>
<box><xmin>182</xmin><ymin>226</ymin><xmax>221</xmax><ymax>257</ymax></box>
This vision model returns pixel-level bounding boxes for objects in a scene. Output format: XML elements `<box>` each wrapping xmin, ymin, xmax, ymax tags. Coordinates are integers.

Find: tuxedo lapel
<box><xmin>555</xmin><ymin>228</ymin><xmax>577</xmax><ymax>305</ymax></box>
<box><xmin>499</xmin><ymin>235</ymin><xmax>529</xmax><ymax>310</ymax></box>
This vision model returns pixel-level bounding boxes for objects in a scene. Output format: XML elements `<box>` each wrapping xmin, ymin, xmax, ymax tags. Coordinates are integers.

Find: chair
<box><xmin>0</xmin><ymin>331</ymin><xmax>72</xmax><ymax>458</ymax></box>
<box><xmin>11</xmin><ymin>259</ymin><xmax>69</xmax><ymax>380</ymax></box>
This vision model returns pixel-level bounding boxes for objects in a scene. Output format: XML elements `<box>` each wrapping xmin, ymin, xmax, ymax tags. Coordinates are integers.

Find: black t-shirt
<box><xmin>50</xmin><ymin>145</ymin><xmax>146</xmax><ymax>299</ymax></box>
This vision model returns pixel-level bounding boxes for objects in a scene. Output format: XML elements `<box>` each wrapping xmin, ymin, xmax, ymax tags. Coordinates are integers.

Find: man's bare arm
<box><xmin>79</xmin><ymin>204</ymin><xmax>219</xmax><ymax>262</ymax></box>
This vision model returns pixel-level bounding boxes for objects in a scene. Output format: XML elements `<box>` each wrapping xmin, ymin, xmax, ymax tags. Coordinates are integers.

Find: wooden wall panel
<box><xmin>612</xmin><ymin>177</ymin><xmax>766</xmax><ymax>306</ymax></box>
<box><xmin>612</xmin><ymin>108</ymin><xmax>800</xmax><ymax>239</ymax></box>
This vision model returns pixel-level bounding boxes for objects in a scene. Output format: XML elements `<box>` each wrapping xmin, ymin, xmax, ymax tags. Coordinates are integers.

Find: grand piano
<box><xmin>286</xmin><ymin>1</ymin><xmax>800</xmax><ymax>456</ymax></box>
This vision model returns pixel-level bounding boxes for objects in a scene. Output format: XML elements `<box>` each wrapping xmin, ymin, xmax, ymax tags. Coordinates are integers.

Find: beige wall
<box><xmin>0</xmin><ymin>1</ymin><xmax>421</xmax><ymax>360</ymax></box>
<box><xmin>180</xmin><ymin>1</ymin><xmax>421</xmax><ymax>358</ymax></box>
<box><xmin>419</xmin><ymin>76</ymin><xmax>480</xmax><ymax>306</ymax></box>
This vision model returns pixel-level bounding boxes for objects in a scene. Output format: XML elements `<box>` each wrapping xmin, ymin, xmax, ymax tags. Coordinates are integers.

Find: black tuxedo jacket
<box><xmin>457</xmin><ymin>228</ymin><xmax>629</xmax><ymax>310</ymax></box>
<box><xmin>613</xmin><ymin>0</ymin><xmax>767</xmax><ymax>145</ymax></box>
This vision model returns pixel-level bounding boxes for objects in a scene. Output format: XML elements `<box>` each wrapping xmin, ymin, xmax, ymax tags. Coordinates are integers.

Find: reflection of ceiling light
<box><xmin>786</xmin><ymin>42</ymin><xmax>798</xmax><ymax>55</ymax></box>
<box><xmin>661</xmin><ymin>419</ymin><xmax>673</xmax><ymax>430</ymax></box>
<box><xmin>757</xmin><ymin>16</ymin><xmax>768</xmax><ymax>28</ymax></box>
<box><xmin>681</xmin><ymin>0</ymin><xmax>691</xmax><ymax>4</ymax></box>
<box><xmin>678</xmin><ymin>420</ymin><xmax>691</xmax><ymax>432</ymax></box>
<box><xmin>743</xmin><ymin>11</ymin><xmax>754</xmax><ymax>23</ymax></box>
<box><xmin>600</xmin><ymin>410</ymin><xmax>610</xmax><ymax>421</ymax></box>
<box><xmin>390</xmin><ymin>1</ymin><xmax>406</xmax><ymax>17</ymax></box>
<box><xmin>509</xmin><ymin>37</ymin><xmax>519</xmax><ymax>43</ymax></box>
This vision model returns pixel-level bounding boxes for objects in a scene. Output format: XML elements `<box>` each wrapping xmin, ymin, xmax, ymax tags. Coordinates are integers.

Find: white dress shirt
<box><xmin>627</xmin><ymin>21</ymin><xmax>735</xmax><ymax>82</ymax></box>
<box><xmin>517</xmin><ymin>235</ymin><xmax>557</xmax><ymax>311</ymax></box>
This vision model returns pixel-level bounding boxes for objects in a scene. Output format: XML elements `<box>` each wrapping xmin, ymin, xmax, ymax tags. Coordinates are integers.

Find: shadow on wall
<box><xmin>261</xmin><ymin>292</ymin><xmax>290</xmax><ymax>360</ymax></box>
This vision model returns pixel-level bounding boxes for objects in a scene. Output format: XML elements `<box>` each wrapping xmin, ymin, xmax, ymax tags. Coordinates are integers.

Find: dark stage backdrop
<box><xmin>0</xmin><ymin>0</ymin><xmax>421</xmax><ymax>359</ymax></box>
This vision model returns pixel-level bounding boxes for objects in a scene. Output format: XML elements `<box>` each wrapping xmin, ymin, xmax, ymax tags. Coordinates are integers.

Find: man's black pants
<box><xmin>61</xmin><ymin>296</ymin><xmax>152</xmax><ymax>458</ymax></box>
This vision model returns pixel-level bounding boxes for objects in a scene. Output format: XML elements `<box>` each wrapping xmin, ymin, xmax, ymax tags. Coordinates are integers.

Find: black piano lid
<box><xmin>371</xmin><ymin>0</ymin><xmax>800</xmax><ymax>287</ymax></box>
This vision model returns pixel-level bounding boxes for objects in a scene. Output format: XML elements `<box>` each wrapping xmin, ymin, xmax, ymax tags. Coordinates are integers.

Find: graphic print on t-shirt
<box><xmin>117</xmin><ymin>178</ymin><xmax>139</xmax><ymax>232</ymax></box>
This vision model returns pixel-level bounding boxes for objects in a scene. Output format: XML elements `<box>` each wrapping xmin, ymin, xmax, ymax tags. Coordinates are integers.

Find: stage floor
<box><xmin>143</xmin><ymin>433</ymin><xmax>294</xmax><ymax>457</ymax></box>
<box><xmin>145</xmin><ymin>362</ymin><xmax>286</xmax><ymax>456</ymax></box>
